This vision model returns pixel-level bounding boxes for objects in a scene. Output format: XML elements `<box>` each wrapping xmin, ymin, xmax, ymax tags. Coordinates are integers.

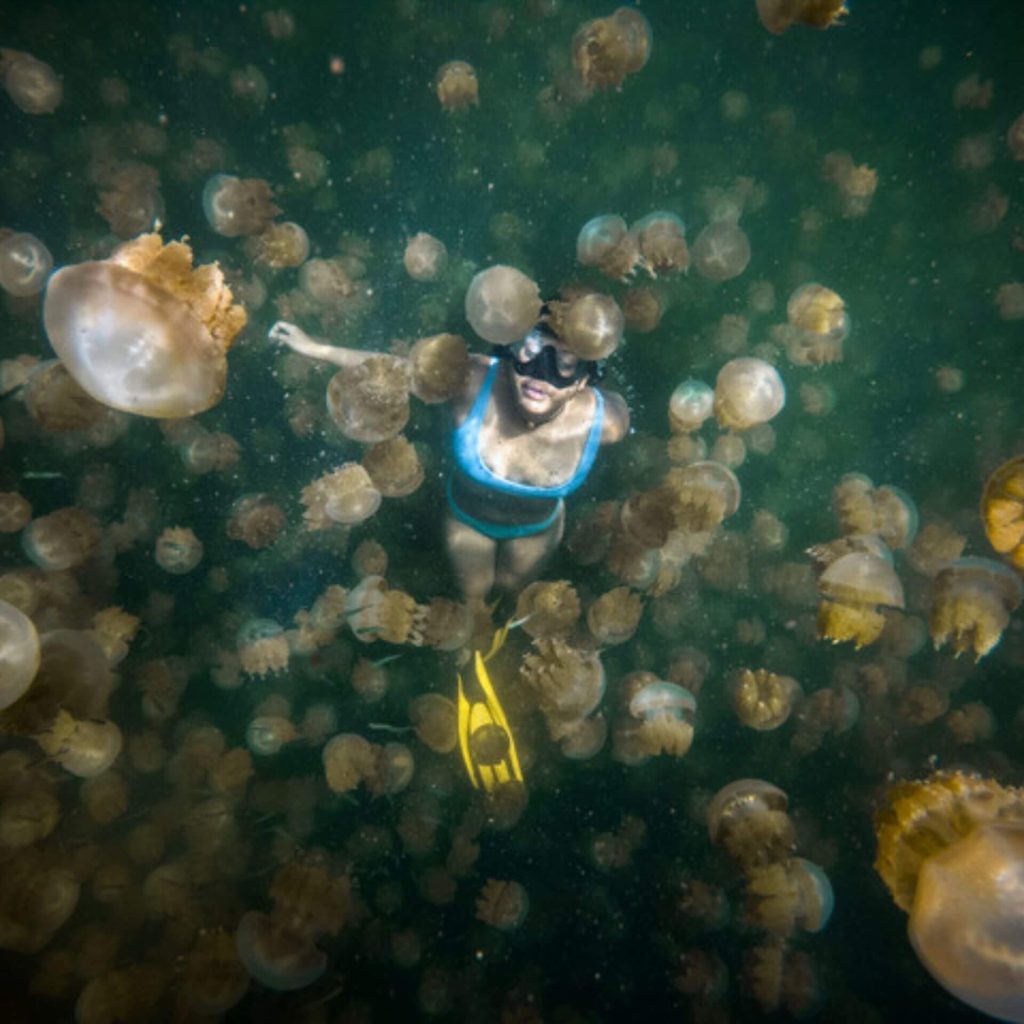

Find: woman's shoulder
<box><xmin>452</xmin><ymin>352</ymin><xmax>494</xmax><ymax>420</ymax></box>
<box><xmin>596</xmin><ymin>386</ymin><xmax>629</xmax><ymax>443</ymax></box>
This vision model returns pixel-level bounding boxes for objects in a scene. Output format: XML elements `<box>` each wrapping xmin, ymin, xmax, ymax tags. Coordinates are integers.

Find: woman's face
<box><xmin>508</xmin><ymin>337</ymin><xmax>588</xmax><ymax>421</ymax></box>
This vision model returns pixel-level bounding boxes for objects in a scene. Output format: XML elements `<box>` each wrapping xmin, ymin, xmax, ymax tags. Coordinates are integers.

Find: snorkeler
<box><xmin>267</xmin><ymin>316</ymin><xmax>629</xmax><ymax>603</ymax></box>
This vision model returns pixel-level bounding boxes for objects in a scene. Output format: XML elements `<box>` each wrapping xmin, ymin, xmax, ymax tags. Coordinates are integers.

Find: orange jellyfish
<box><xmin>434</xmin><ymin>61</ymin><xmax>479</xmax><ymax>112</ymax></box>
<box><xmin>408</xmin><ymin>332</ymin><xmax>469</xmax><ymax>404</ymax></box>
<box><xmin>756</xmin><ymin>0</ymin><xmax>848</xmax><ymax>35</ymax></box>
<box><xmin>571</xmin><ymin>7</ymin><xmax>652</xmax><ymax>91</ymax></box>
<box><xmin>981</xmin><ymin>455</ymin><xmax>1024</xmax><ymax>570</ymax></box>
<box><xmin>515</xmin><ymin>579</ymin><xmax>581</xmax><ymax>638</ymax></box>
<box><xmin>875</xmin><ymin>771</ymin><xmax>1024</xmax><ymax>1023</ymax></box>
<box><xmin>731</xmin><ymin>668</ymin><xmax>802</xmax><ymax>731</ymax></box>
<box><xmin>43</xmin><ymin>233</ymin><xmax>247</xmax><ymax>418</ymax></box>
<box><xmin>326</xmin><ymin>355</ymin><xmax>411</xmax><ymax>443</ymax></box>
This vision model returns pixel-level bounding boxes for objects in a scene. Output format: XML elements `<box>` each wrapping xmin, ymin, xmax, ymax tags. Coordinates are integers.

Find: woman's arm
<box><xmin>268</xmin><ymin>320</ymin><xmax>376</xmax><ymax>369</ymax></box>
<box><xmin>600</xmin><ymin>389</ymin><xmax>630</xmax><ymax>444</ymax></box>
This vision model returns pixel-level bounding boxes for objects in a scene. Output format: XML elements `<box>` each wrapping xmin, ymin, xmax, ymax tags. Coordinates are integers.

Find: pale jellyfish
<box><xmin>713</xmin><ymin>357</ymin><xmax>785</xmax><ymax>431</ymax></box>
<box><xmin>0</xmin><ymin>233</ymin><xmax>53</xmax><ymax>297</ymax></box>
<box><xmin>0</xmin><ymin>599</ymin><xmax>39</xmax><ymax>710</ymax></box>
<box><xmin>464</xmin><ymin>265</ymin><xmax>541</xmax><ymax>345</ymax></box>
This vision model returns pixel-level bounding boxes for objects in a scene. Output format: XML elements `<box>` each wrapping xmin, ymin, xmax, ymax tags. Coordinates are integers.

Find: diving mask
<box><xmin>502</xmin><ymin>329</ymin><xmax>596</xmax><ymax>389</ymax></box>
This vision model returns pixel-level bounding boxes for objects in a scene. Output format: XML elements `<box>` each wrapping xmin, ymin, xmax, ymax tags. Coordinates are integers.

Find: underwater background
<box><xmin>1</xmin><ymin>0</ymin><xmax>1024</xmax><ymax>1020</ymax></box>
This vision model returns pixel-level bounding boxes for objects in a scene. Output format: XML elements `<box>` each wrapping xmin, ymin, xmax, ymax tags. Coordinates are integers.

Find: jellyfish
<box><xmin>246</xmin><ymin>715</ymin><xmax>300</xmax><ymax>756</ymax></box>
<box><xmin>756</xmin><ymin>0</ymin><xmax>848</xmax><ymax>35</ymax></box>
<box><xmin>323</xmin><ymin>733</ymin><xmax>376</xmax><ymax>793</ymax></box>
<box><xmin>713</xmin><ymin>357</ymin><xmax>785</xmax><ymax>431</ymax></box>
<box><xmin>464</xmin><ymin>265</ymin><xmax>542</xmax><ymax>345</ymax></box>
<box><xmin>183</xmin><ymin>928</ymin><xmax>250</xmax><ymax>1015</ymax></box>
<box><xmin>225</xmin><ymin>493</ymin><xmax>286</xmax><ymax>550</ymax></box>
<box><xmin>154</xmin><ymin>526</ymin><xmax>203</xmax><ymax>574</ymax></box>
<box><xmin>408</xmin><ymin>333</ymin><xmax>470</xmax><ymax>404</ymax></box>
<box><xmin>404</xmin><ymin>232</ymin><xmax>448</xmax><ymax>282</ymax></box>
<box><xmin>692</xmin><ymin>221</ymin><xmax>751</xmax><ymax>282</ymax></box>
<box><xmin>35</xmin><ymin>710</ymin><xmax>123</xmax><ymax>778</ymax></box>
<box><xmin>621</xmin><ymin>285</ymin><xmax>665</xmax><ymax>332</ymax></box>
<box><xmin>352</xmin><ymin>540</ymin><xmax>387</xmax><ymax>578</ymax></box>
<box><xmin>254</xmin><ymin>221</ymin><xmax>310</xmax><ymax>268</ymax></box>
<box><xmin>587</xmin><ymin>586</ymin><xmax>644</xmax><ymax>645</ymax></box>
<box><xmin>548</xmin><ymin>292</ymin><xmax>625</xmax><ymax>360</ymax></box>
<box><xmin>669</xmin><ymin>379</ymin><xmax>715</xmax><ymax>434</ymax></box>
<box><xmin>0</xmin><ymin>232</ymin><xmax>53</xmax><ymax>297</ymax></box>
<box><xmin>475</xmin><ymin>879</ymin><xmax>529</xmax><ymax>931</ymax></box>
<box><xmin>416</xmin><ymin>597</ymin><xmax>474</xmax><ymax>650</ymax></box>
<box><xmin>631</xmin><ymin>211</ymin><xmax>689</xmax><ymax>274</ymax></box>
<box><xmin>0</xmin><ymin>599</ymin><xmax>39</xmax><ymax>711</ymax></box>
<box><xmin>368</xmin><ymin>742</ymin><xmax>415</xmax><ymax>797</ymax></box>
<box><xmin>576</xmin><ymin>214</ymin><xmax>645</xmax><ymax>280</ymax></box>
<box><xmin>981</xmin><ymin>455</ymin><xmax>1024</xmax><ymax>569</ymax></box>
<box><xmin>409</xmin><ymin>693</ymin><xmax>458</xmax><ymax>754</ymax></box>
<box><xmin>23</xmin><ymin>507</ymin><xmax>101</xmax><ymax>571</ymax></box>
<box><xmin>520</xmin><ymin>637</ymin><xmax>606</xmax><ymax>723</ymax></box>
<box><xmin>707</xmin><ymin>779</ymin><xmax>796</xmax><ymax>871</ymax></box>
<box><xmin>571</xmin><ymin>7</ymin><xmax>652</xmax><ymax>91</ymax></box>
<box><xmin>22</xmin><ymin>361</ymin><xmax>110</xmax><ymax>434</ymax></box>
<box><xmin>346</xmin><ymin>576</ymin><xmax>419</xmax><ymax>644</ymax></box>
<box><xmin>619</xmin><ymin>675</ymin><xmax>698</xmax><ymax>759</ymax></box>
<box><xmin>731</xmin><ymin>668</ymin><xmax>803</xmax><ymax>731</ymax></box>
<box><xmin>237</xmin><ymin>619</ymin><xmax>290</xmax><ymax>678</ymax></box>
<box><xmin>75</xmin><ymin>966</ymin><xmax>165</xmax><ymax>1023</ymax></box>
<box><xmin>434</xmin><ymin>60</ymin><xmax>479</xmax><ymax>112</ymax></box>
<box><xmin>0</xmin><ymin>853</ymin><xmax>79</xmax><ymax>954</ymax></box>
<box><xmin>874</xmin><ymin>771</ymin><xmax>1024</xmax><ymax>1023</ymax></box>
<box><xmin>235</xmin><ymin>911</ymin><xmax>326</xmax><ymax>991</ymax></box>
<box><xmin>301</xmin><ymin>463</ymin><xmax>382</xmax><ymax>529</ymax></box>
<box><xmin>619</xmin><ymin>488</ymin><xmax>676</xmax><ymax>549</ymax></box>
<box><xmin>0</xmin><ymin>49</ymin><xmax>62</xmax><ymax>114</ymax></box>
<box><xmin>515</xmin><ymin>580</ymin><xmax>581</xmax><ymax>638</ymax></box>
<box><xmin>201</xmin><ymin>174</ymin><xmax>280</xmax><ymax>237</ymax></box>
<box><xmin>665</xmin><ymin>460</ymin><xmax>742</xmax><ymax>533</ymax></box>
<box><xmin>43</xmin><ymin>233</ymin><xmax>247</xmax><ymax>418</ymax></box>
<box><xmin>929</xmin><ymin>557</ymin><xmax>1023</xmax><ymax>660</ymax></box>
<box><xmin>744</xmin><ymin>858</ymin><xmax>834</xmax><ymax>935</ymax></box>
<box><xmin>362</xmin><ymin>436</ymin><xmax>424</xmax><ymax>498</ymax></box>
<box><xmin>326</xmin><ymin>355</ymin><xmax>411</xmax><ymax>442</ymax></box>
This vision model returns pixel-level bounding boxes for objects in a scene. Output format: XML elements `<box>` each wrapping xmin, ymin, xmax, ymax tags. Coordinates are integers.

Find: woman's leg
<box><xmin>445</xmin><ymin>514</ymin><xmax>497</xmax><ymax>602</ymax></box>
<box><xmin>494</xmin><ymin>506</ymin><xmax>565</xmax><ymax>594</ymax></box>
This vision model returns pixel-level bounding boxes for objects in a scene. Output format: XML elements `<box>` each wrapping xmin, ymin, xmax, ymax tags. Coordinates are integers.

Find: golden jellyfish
<box><xmin>416</xmin><ymin>597</ymin><xmax>474</xmax><ymax>650</ymax></box>
<box><xmin>351</xmin><ymin>655</ymin><xmax>390</xmax><ymax>702</ymax></box>
<box><xmin>235</xmin><ymin>911</ymin><xmax>326</xmax><ymax>992</ymax></box>
<box><xmin>368</xmin><ymin>742</ymin><xmax>415</xmax><ymax>797</ymax></box>
<box><xmin>816</xmin><ymin>548</ymin><xmax>905</xmax><ymax>648</ymax></box>
<box><xmin>299</xmin><ymin>256</ymin><xmax>355</xmax><ymax>305</ymax></box>
<box><xmin>201</xmin><ymin>173</ymin><xmax>280</xmax><ymax>237</ymax></box>
<box><xmin>929</xmin><ymin>557</ymin><xmax>1023</xmax><ymax>660</ymax></box>
<box><xmin>621</xmin><ymin>285</ymin><xmax>664</xmax><ymax>333</ymax></box>
<box><xmin>22</xmin><ymin>507</ymin><xmax>101</xmax><ymax>571</ymax></box>
<box><xmin>326</xmin><ymin>354</ymin><xmax>411</xmax><ymax>442</ymax></box>
<box><xmin>23</xmin><ymin>362</ymin><xmax>110</xmax><ymax>434</ymax></box>
<box><xmin>556</xmin><ymin>711</ymin><xmax>608</xmax><ymax>760</ymax></box>
<box><xmin>874</xmin><ymin>771</ymin><xmax>1024</xmax><ymax>1023</ymax></box>
<box><xmin>409</xmin><ymin>693</ymin><xmax>458</xmax><ymax>754</ymax></box>
<box><xmin>0</xmin><ymin>49</ymin><xmax>62</xmax><ymax>114</ymax></box>
<box><xmin>515</xmin><ymin>579</ymin><xmax>581</xmax><ymax>638</ymax></box>
<box><xmin>981</xmin><ymin>455</ymin><xmax>1024</xmax><ymax>569</ymax></box>
<box><xmin>618</xmin><ymin>487</ymin><xmax>675</xmax><ymax>549</ymax></box>
<box><xmin>617</xmin><ymin>674</ymin><xmax>698</xmax><ymax>761</ymax></box>
<box><xmin>43</xmin><ymin>233</ymin><xmax>246</xmax><ymax>418</ymax></box>
<box><xmin>352</xmin><ymin>539</ymin><xmax>388</xmax><ymax>577</ymax></box>
<box><xmin>404</xmin><ymin>232</ymin><xmax>448</xmax><ymax>282</ymax></box>
<box><xmin>756</xmin><ymin>0</ymin><xmax>848</xmax><ymax>34</ymax></box>
<box><xmin>464</xmin><ymin>265</ymin><xmax>542</xmax><ymax>345</ymax></box>
<box><xmin>434</xmin><ymin>60</ymin><xmax>478</xmax><ymax>112</ymax></box>
<box><xmin>822</xmin><ymin>150</ymin><xmax>878</xmax><ymax>218</ymax></box>
<box><xmin>669</xmin><ymin>378</ymin><xmax>715</xmax><ymax>434</ymax></box>
<box><xmin>302</xmin><ymin>463</ymin><xmax>382</xmax><ymax>528</ymax></box>
<box><xmin>587</xmin><ymin>586</ymin><xmax>643</xmax><ymax>645</ymax></box>
<box><xmin>571</xmin><ymin>7</ymin><xmax>652</xmax><ymax>91</ymax></box>
<box><xmin>0</xmin><ymin>852</ymin><xmax>80</xmax><ymax>955</ymax></box>
<box><xmin>713</xmin><ymin>357</ymin><xmax>785</xmax><ymax>431</ymax></box>
<box><xmin>0</xmin><ymin>231</ymin><xmax>52</xmax><ymax>296</ymax></box>
<box><xmin>237</xmin><ymin>619</ymin><xmax>290</xmax><ymax>677</ymax></box>
<box><xmin>744</xmin><ymin>858</ymin><xmax>834</xmax><ymax>935</ymax></box>
<box><xmin>154</xmin><ymin>526</ymin><xmax>203</xmax><ymax>574</ymax></box>
<box><xmin>731</xmin><ymin>668</ymin><xmax>802</xmax><ymax>731</ymax></box>
<box><xmin>996</xmin><ymin>283</ymin><xmax>1024</xmax><ymax>322</ymax></box>
<box><xmin>947</xmin><ymin>701</ymin><xmax>997</xmax><ymax>744</ymax></box>
<box><xmin>183</xmin><ymin>928</ymin><xmax>250</xmax><ymax>1015</ymax></box>
<box><xmin>225</xmin><ymin>493</ymin><xmax>286</xmax><ymax>549</ymax></box>
<box><xmin>408</xmin><ymin>332</ymin><xmax>470</xmax><ymax>404</ymax></box>
<box><xmin>475</xmin><ymin>879</ymin><xmax>529</xmax><ymax>931</ymax></box>
<box><xmin>692</xmin><ymin>221</ymin><xmax>751</xmax><ymax>282</ymax></box>
<box><xmin>323</xmin><ymin>732</ymin><xmax>376</xmax><ymax>793</ymax></box>
<box><xmin>0</xmin><ymin>492</ymin><xmax>31</xmax><ymax>533</ymax></box>
<box><xmin>35</xmin><ymin>710</ymin><xmax>123</xmax><ymax>778</ymax></box>
<box><xmin>631</xmin><ymin>211</ymin><xmax>689</xmax><ymax>274</ymax></box>
<box><xmin>549</xmin><ymin>291</ymin><xmax>625</xmax><ymax>360</ymax></box>
<box><xmin>362</xmin><ymin>435</ymin><xmax>424</xmax><ymax>498</ymax></box>
<box><xmin>782</xmin><ymin>282</ymin><xmax>849</xmax><ymax>366</ymax></box>
<box><xmin>246</xmin><ymin>715</ymin><xmax>300</xmax><ymax>756</ymax></box>
<box><xmin>665</xmin><ymin>460</ymin><xmax>741</xmax><ymax>533</ymax></box>
<box><xmin>576</xmin><ymin>214</ymin><xmax>644</xmax><ymax>281</ymax></box>
<box><xmin>346</xmin><ymin>575</ymin><xmax>419</xmax><ymax>644</ymax></box>
<box><xmin>707</xmin><ymin>778</ymin><xmax>796</xmax><ymax>871</ymax></box>
<box><xmin>0</xmin><ymin>599</ymin><xmax>39</xmax><ymax>711</ymax></box>
<box><xmin>253</xmin><ymin>221</ymin><xmax>310</xmax><ymax>268</ymax></box>
<box><xmin>76</xmin><ymin>965</ymin><xmax>165</xmax><ymax>1024</ymax></box>
<box><xmin>520</xmin><ymin>637</ymin><xmax>606</xmax><ymax>723</ymax></box>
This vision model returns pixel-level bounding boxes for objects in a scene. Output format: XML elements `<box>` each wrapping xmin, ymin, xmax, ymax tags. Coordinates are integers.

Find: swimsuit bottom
<box><xmin>446</xmin><ymin>475</ymin><xmax>563</xmax><ymax>541</ymax></box>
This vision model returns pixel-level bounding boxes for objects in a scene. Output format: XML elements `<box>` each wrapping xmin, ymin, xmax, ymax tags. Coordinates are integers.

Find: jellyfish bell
<box><xmin>551</xmin><ymin>292</ymin><xmax>624</xmax><ymax>360</ymax></box>
<box><xmin>571</xmin><ymin>7</ymin><xmax>652</xmax><ymax>91</ymax></box>
<box><xmin>981</xmin><ymin>455</ymin><xmax>1024</xmax><ymax>570</ymax></box>
<box><xmin>325</xmin><ymin>356</ymin><xmax>411</xmax><ymax>443</ymax></box>
<box><xmin>631</xmin><ymin>211</ymin><xmax>689</xmax><ymax>274</ymax></box>
<box><xmin>0</xmin><ymin>599</ymin><xmax>39</xmax><ymax>711</ymax></box>
<box><xmin>235</xmin><ymin>911</ymin><xmax>326</xmax><ymax>992</ymax></box>
<box><xmin>408</xmin><ymin>333</ymin><xmax>470</xmax><ymax>404</ymax></box>
<box><xmin>817</xmin><ymin>548</ymin><xmax>905</xmax><ymax>648</ymax></box>
<box><xmin>707</xmin><ymin>778</ymin><xmax>796</xmax><ymax>870</ymax></box>
<box><xmin>43</xmin><ymin>233</ymin><xmax>247</xmax><ymax>418</ymax></box>
<box><xmin>669</xmin><ymin>379</ymin><xmax>715</xmax><ymax>433</ymax></box>
<box><xmin>464</xmin><ymin>265</ymin><xmax>542</xmax><ymax>345</ymax></box>
<box><xmin>434</xmin><ymin>60</ymin><xmax>479</xmax><ymax>112</ymax></box>
<box><xmin>1</xmin><ymin>49</ymin><xmax>62</xmax><ymax>114</ymax></box>
<box><xmin>404</xmin><ymin>232</ymin><xmax>448</xmax><ymax>282</ymax></box>
<box><xmin>692</xmin><ymin>221</ymin><xmax>752</xmax><ymax>282</ymax></box>
<box><xmin>0</xmin><ymin>232</ymin><xmax>53</xmax><ymax>297</ymax></box>
<box><xmin>577</xmin><ymin>214</ymin><xmax>629</xmax><ymax>267</ymax></box>
<box><xmin>713</xmin><ymin>357</ymin><xmax>785</xmax><ymax>431</ymax></box>
<box><xmin>756</xmin><ymin>0</ymin><xmax>849</xmax><ymax>35</ymax></box>
<box><xmin>201</xmin><ymin>174</ymin><xmax>280</xmax><ymax>238</ymax></box>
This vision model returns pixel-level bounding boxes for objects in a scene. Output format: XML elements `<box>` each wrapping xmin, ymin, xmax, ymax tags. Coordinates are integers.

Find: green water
<box><xmin>2</xmin><ymin>1</ymin><xmax>1023</xmax><ymax>1020</ymax></box>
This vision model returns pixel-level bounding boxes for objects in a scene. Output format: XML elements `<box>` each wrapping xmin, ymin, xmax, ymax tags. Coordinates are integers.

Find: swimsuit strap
<box><xmin>452</xmin><ymin>359</ymin><xmax>606</xmax><ymax>499</ymax></box>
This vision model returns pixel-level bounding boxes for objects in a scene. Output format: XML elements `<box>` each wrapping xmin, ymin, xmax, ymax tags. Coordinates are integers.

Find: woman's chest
<box><xmin>477</xmin><ymin>409</ymin><xmax>588</xmax><ymax>487</ymax></box>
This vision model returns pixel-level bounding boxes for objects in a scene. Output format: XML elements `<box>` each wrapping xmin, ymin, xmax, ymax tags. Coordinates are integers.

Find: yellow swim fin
<box><xmin>456</xmin><ymin>620</ymin><xmax>523</xmax><ymax>793</ymax></box>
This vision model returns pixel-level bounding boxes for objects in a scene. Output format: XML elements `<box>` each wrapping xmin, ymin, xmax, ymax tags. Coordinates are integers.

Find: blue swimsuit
<box><xmin>448</xmin><ymin>358</ymin><xmax>605</xmax><ymax>540</ymax></box>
